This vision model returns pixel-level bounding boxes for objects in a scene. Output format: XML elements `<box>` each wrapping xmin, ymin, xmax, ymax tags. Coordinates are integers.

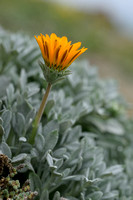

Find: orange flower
<box><xmin>35</xmin><ymin>33</ymin><xmax>87</xmax><ymax>71</ymax></box>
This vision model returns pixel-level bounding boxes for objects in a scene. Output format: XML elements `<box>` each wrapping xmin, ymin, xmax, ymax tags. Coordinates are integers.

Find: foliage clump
<box><xmin>0</xmin><ymin>28</ymin><xmax>133</xmax><ymax>200</ymax></box>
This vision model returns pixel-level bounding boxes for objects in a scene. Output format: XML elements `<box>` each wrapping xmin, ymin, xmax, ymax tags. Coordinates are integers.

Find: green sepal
<box><xmin>39</xmin><ymin>61</ymin><xmax>71</xmax><ymax>84</ymax></box>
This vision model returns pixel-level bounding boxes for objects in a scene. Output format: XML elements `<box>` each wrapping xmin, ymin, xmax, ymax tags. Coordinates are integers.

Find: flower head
<box><xmin>35</xmin><ymin>33</ymin><xmax>87</xmax><ymax>71</ymax></box>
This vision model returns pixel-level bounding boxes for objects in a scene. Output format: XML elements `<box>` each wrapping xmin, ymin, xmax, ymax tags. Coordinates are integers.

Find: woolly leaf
<box><xmin>46</xmin><ymin>152</ymin><xmax>54</xmax><ymax>167</ymax></box>
<box><xmin>40</xmin><ymin>190</ymin><xmax>49</xmax><ymax>200</ymax></box>
<box><xmin>35</xmin><ymin>133</ymin><xmax>45</xmax><ymax>152</ymax></box>
<box><xmin>27</xmin><ymin>82</ymin><xmax>40</xmax><ymax>97</ymax></box>
<box><xmin>6</xmin><ymin>83</ymin><xmax>15</xmax><ymax>105</ymax></box>
<box><xmin>0</xmin><ymin>142</ymin><xmax>12</xmax><ymax>158</ymax></box>
<box><xmin>45</xmin><ymin>100</ymin><xmax>55</xmax><ymax>117</ymax></box>
<box><xmin>1</xmin><ymin>110</ymin><xmax>12</xmax><ymax>140</ymax></box>
<box><xmin>0</xmin><ymin>76</ymin><xmax>10</xmax><ymax>98</ymax></box>
<box><xmin>59</xmin><ymin>120</ymin><xmax>72</xmax><ymax>133</ymax></box>
<box><xmin>44</xmin><ymin>130</ymin><xmax>58</xmax><ymax>152</ymax></box>
<box><xmin>12</xmin><ymin>153</ymin><xmax>28</xmax><ymax>163</ymax></box>
<box><xmin>20</xmin><ymin>69</ymin><xmax>27</xmax><ymax>91</ymax></box>
<box><xmin>12</xmin><ymin>112</ymin><xmax>25</xmax><ymax>136</ymax></box>
<box><xmin>53</xmin><ymin>147</ymin><xmax>67</xmax><ymax>158</ymax></box>
<box><xmin>0</xmin><ymin>125</ymin><xmax>4</xmax><ymax>143</ymax></box>
<box><xmin>102</xmin><ymin>191</ymin><xmax>119</xmax><ymax>199</ymax></box>
<box><xmin>106</xmin><ymin>119</ymin><xmax>124</xmax><ymax>135</ymax></box>
<box><xmin>29</xmin><ymin>172</ymin><xmax>42</xmax><ymax>194</ymax></box>
<box><xmin>88</xmin><ymin>191</ymin><xmax>103</xmax><ymax>200</ymax></box>
<box><xmin>25</xmin><ymin>109</ymin><xmax>36</xmax><ymax>131</ymax></box>
<box><xmin>102</xmin><ymin>165</ymin><xmax>123</xmax><ymax>176</ymax></box>
<box><xmin>43</xmin><ymin>120</ymin><xmax>59</xmax><ymax>136</ymax></box>
<box><xmin>53</xmin><ymin>191</ymin><xmax>60</xmax><ymax>200</ymax></box>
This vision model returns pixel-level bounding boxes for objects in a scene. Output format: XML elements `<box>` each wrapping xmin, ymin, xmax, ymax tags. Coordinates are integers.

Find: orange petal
<box><xmin>67</xmin><ymin>47</ymin><xmax>87</xmax><ymax>67</ymax></box>
<box><xmin>35</xmin><ymin>35</ymin><xmax>46</xmax><ymax>61</ymax></box>
<box><xmin>69</xmin><ymin>42</ymin><xmax>81</xmax><ymax>52</ymax></box>
<box><xmin>53</xmin><ymin>45</ymin><xmax>61</xmax><ymax>67</ymax></box>
<box><xmin>50</xmin><ymin>33</ymin><xmax>57</xmax><ymax>40</ymax></box>
<box><xmin>62</xmin><ymin>47</ymin><xmax>87</xmax><ymax>69</ymax></box>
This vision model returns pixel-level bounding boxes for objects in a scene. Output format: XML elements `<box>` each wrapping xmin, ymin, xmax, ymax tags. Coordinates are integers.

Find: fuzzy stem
<box><xmin>36</xmin><ymin>83</ymin><xmax>52</xmax><ymax>125</ymax></box>
<box><xmin>29</xmin><ymin>83</ymin><xmax>52</xmax><ymax>144</ymax></box>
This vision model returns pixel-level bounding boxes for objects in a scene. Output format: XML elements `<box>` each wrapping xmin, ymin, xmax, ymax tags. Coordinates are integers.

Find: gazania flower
<box><xmin>35</xmin><ymin>33</ymin><xmax>87</xmax><ymax>71</ymax></box>
<box><xmin>30</xmin><ymin>33</ymin><xmax>87</xmax><ymax>143</ymax></box>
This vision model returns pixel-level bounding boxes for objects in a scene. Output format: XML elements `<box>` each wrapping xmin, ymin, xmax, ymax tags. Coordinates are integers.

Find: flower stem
<box><xmin>36</xmin><ymin>83</ymin><xmax>52</xmax><ymax>125</ymax></box>
<box><xmin>29</xmin><ymin>83</ymin><xmax>52</xmax><ymax>144</ymax></box>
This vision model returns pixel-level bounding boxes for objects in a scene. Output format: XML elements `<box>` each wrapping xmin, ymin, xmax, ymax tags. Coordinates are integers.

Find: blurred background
<box><xmin>0</xmin><ymin>0</ymin><xmax>133</xmax><ymax>105</ymax></box>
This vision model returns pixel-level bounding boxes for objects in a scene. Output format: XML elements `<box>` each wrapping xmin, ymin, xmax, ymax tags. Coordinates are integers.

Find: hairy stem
<box><xmin>29</xmin><ymin>83</ymin><xmax>52</xmax><ymax>144</ymax></box>
<box><xmin>36</xmin><ymin>83</ymin><xmax>52</xmax><ymax>125</ymax></box>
